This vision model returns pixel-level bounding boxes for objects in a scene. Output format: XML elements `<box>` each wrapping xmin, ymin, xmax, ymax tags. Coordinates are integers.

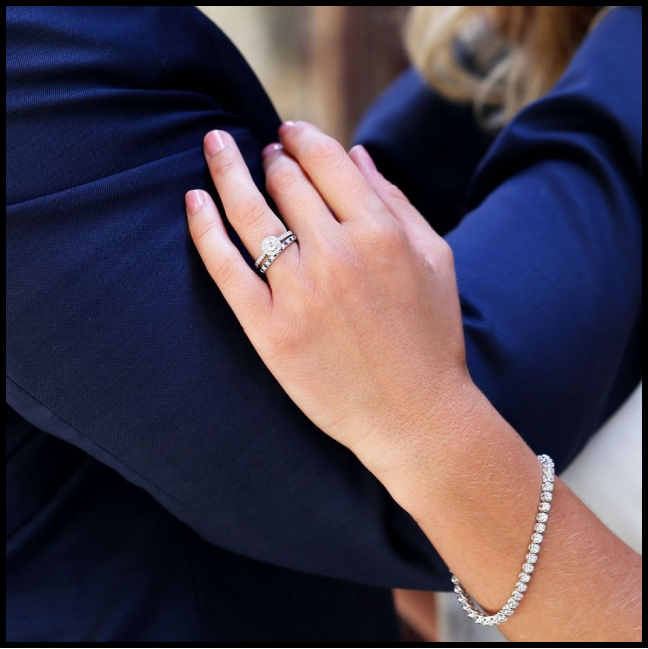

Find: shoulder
<box><xmin>563</xmin><ymin>6</ymin><xmax>641</xmax><ymax>115</ymax></box>
<box><xmin>513</xmin><ymin>4</ymin><xmax>640</xmax><ymax>142</ymax></box>
<box><xmin>467</xmin><ymin>6</ymin><xmax>642</xmax><ymax>208</ymax></box>
<box><xmin>527</xmin><ymin>6</ymin><xmax>640</xmax><ymax>137</ymax></box>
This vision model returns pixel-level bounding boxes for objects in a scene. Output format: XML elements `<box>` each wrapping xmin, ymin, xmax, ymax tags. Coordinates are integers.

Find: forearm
<box><xmin>358</xmin><ymin>383</ymin><xmax>642</xmax><ymax>642</ymax></box>
<box><xmin>186</xmin><ymin>116</ymin><xmax>642</xmax><ymax>639</ymax></box>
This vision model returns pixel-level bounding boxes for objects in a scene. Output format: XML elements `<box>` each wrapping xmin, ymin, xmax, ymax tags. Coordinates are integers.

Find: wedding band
<box><xmin>258</xmin><ymin>233</ymin><xmax>297</xmax><ymax>274</ymax></box>
<box><xmin>255</xmin><ymin>231</ymin><xmax>294</xmax><ymax>268</ymax></box>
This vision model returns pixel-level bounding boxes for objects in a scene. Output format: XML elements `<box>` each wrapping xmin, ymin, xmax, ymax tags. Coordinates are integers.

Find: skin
<box><xmin>184</xmin><ymin>122</ymin><xmax>642</xmax><ymax>642</ymax></box>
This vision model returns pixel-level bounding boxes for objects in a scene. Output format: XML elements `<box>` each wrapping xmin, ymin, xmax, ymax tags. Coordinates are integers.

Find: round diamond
<box><xmin>543</xmin><ymin>473</ymin><xmax>555</xmax><ymax>483</ymax></box>
<box><xmin>260</xmin><ymin>235</ymin><xmax>282</xmax><ymax>256</ymax></box>
<box><xmin>541</xmin><ymin>491</ymin><xmax>553</xmax><ymax>502</ymax></box>
<box><xmin>504</xmin><ymin>607</ymin><xmax>515</xmax><ymax>616</ymax></box>
<box><xmin>531</xmin><ymin>533</ymin><xmax>544</xmax><ymax>544</ymax></box>
<box><xmin>516</xmin><ymin>581</ymin><xmax>528</xmax><ymax>592</ymax></box>
<box><xmin>519</xmin><ymin>572</ymin><xmax>531</xmax><ymax>583</ymax></box>
<box><xmin>529</xmin><ymin>543</ymin><xmax>541</xmax><ymax>554</ymax></box>
<box><xmin>507</xmin><ymin>598</ymin><xmax>519</xmax><ymax>609</ymax></box>
<box><xmin>522</xmin><ymin>563</ymin><xmax>535</xmax><ymax>574</ymax></box>
<box><xmin>454</xmin><ymin>585</ymin><xmax>463</xmax><ymax>594</ymax></box>
<box><xmin>534</xmin><ymin>522</ymin><xmax>546</xmax><ymax>533</ymax></box>
<box><xmin>512</xmin><ymin>590</ymin><xmax>525</xmax><ymax>601</ymax></box>
<box><xmin>526</xmin><ymin>553</ymin><xmax>538</xmax><ymax>564</ymax></box>
<box><xmin>538</xmin><ymin>502</ymin><xmax>551</xmax><ymax>512</ymax></box>
<box><xmin>536</xmin><ymin>512</ymin><xmax>549</xmax><ymax>523</ymax></box>
<box><xmin>543</xmin><ymin>481</ymin><xmax>554</xmax><ymax>492</ymax></box>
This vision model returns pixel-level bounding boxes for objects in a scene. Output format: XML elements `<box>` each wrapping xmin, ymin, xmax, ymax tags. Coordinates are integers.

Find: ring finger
<box><xmin>203</xmin><ymin>129</ymin><xmax>298</xmax><ymax>274</ymax></box>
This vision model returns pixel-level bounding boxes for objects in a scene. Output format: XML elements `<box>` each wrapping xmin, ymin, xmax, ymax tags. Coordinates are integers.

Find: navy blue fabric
<box><xmin>354</xmin><ymin>7</ymin><xmax>642</xmax><ymax>467</ymax></box>
<box><xmin>6</xmin><ymin>6</ymin><xmax>403</xmax><ymax>643</ymax></box>
<box><xmin>6</xmin><ymin>5</ymin><xmax>642</xmax><ymax>643</ymax></box>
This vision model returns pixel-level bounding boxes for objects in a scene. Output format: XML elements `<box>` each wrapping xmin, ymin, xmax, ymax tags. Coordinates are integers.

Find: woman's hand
<box><xmin>185</xmin><ymin>122</ymin><xmax>474</xmax><ymax>475</ymax></box>
<box><xmin>186</xmin><ymin>123</ymin><xmax>643</xmax><ymax>643</ymax></box>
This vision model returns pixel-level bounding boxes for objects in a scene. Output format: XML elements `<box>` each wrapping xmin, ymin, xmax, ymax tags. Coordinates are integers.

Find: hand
<box><xmin>185</xmin><ymin>123</ymin><xmax>644</xmax><ymax>645</ymax></box>
<box><xmin>185</xmin><ymin>122</ymin><xmax>473</xmax><ymax>475</ymax></box>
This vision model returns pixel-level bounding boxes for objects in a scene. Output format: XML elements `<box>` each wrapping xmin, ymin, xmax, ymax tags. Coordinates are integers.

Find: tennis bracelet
<box><xmin>451</xmin><ymin>454</ymin><xmax>555</xmax><ymax>625</ymax></box>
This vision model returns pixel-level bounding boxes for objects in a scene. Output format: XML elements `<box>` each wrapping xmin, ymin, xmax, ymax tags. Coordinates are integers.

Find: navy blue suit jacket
<box><xmin>6</xmin><ymin>6</ymin><xmax>642</xmax><ymax>642</ymax></box>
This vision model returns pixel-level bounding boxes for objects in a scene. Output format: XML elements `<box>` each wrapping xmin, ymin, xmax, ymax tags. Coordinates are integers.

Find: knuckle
<box><xmin>364</xmin><ymin>219</ymin><xmax>401</xmax><ymax>247</ymax></box>
<box><xmin>235</xmin><ymin>197</ymin><xmax>269</xmax><ymax>228</ymax></box>
<box><xmin>323</xmin><ymin>239</ymin><xmax>354</xmax><ymax>266</ymax></box>
<box><xmin>266</xmin><ymin>163</ymin><xmax>302</xmax><ymax>192</ymax></box>
<box><xmin>192</xmin><ymin>218</ymin><xmax>221</xmax><ymax>246</ymax></box>
<box><xmin>384</xmin><ymin>181</ymin><xmax>409</xmax><ymax>204</ymax></box>
<box><xmin>305</xmin><ymin>137</ymin><xmax>344</xmax><ymax>167</ymax></box>
<box><xmin>423</xmin><ymin>239</ymin><xmax>454</xmax><ymax>276</ymax></box>
<box><xmin>318</xmin><ymin>239</ymin><xmax>362</xmax><ymax>284</ymax></box>
<box><xmin>436</xmin><ymin>238</ymin><xmax>455</xmax><ymax>265</ymax></box>
<box><xmin>210</xmin><ymin>154</ymin><xmax>237</xmax><ymax>178</ymax></box>
<box><xmin>210</xmin><ymin>253</ymin><xmax>238</xmax><ymax>287</ymax></box>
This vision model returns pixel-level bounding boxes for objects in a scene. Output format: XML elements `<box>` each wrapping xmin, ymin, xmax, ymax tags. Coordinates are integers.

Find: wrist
<box><xmin>351</xmin><ymin>371</ymin><xmax>496</xmax><ymax>506</ymax></box>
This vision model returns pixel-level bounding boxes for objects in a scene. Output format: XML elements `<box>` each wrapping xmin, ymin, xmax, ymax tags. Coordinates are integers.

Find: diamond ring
<box><xmin>256</xmin><ymin>232</ymin><xmax>297</xmax><ymax>274</ymax></box>
<box><xmin>254</xmin><ymin>231</ymin><xmax>294</xmax><ymax>268</ymax></box>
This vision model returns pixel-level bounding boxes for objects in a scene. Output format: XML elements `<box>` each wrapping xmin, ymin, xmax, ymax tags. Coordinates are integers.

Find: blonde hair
<box><xmin>406</xmin><ymin>6</ymin><xmax>607</xmax><ymax>130</ymax></box>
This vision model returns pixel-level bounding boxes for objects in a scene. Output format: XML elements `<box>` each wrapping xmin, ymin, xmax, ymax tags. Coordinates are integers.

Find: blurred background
<box><xmin>198</xmin><ymin>6</ymin><xmax>410</xmax><ymax>146</ymax></box>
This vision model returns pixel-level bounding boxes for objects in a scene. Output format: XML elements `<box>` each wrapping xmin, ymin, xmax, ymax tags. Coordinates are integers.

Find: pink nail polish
<box><xmin>278</xmin><ymin>121</ymin><xmax>297</xmax><ymax>136</ymax></box>
<box><xmin>185</xmin><ymin>190</ymin><xmax>204</xmax><ymax>215</ymax></box>
<box><xmin>356</xmin><ymin>145</ymin><xmax>377</xmax><ymax>172</ymax></box>
<box><xmin>204</xmin><ymin>130</ymin><xmax>228</xmax><ymax>156</ymax></box>
<box><xmin>262</xmin><ymin>143</ymin><xmax>283</xmax><ymax>159</ymax></box>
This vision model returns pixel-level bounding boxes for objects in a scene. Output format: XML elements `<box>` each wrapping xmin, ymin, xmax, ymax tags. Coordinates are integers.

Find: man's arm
<box><xmin>6</xmin><ymin>6</ymin><xmax>641</xmax><ymax>590</ymax></box>
<box><xmin>356</xmin><ymin>7</ymin><xmax>642</xmax><ymax>473</ymax></box>
<box><xmin>6</xmin><ymin>6</ymin><xmax>445</xmax><ymax>589</ymax></box>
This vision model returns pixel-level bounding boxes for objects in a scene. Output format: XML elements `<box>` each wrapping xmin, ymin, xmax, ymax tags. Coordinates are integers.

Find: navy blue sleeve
<box><xmin>6</xmin><ymin>6</ymin><xmax>446</xmax><ymax>590</ymax></box>
<box><xmin>6</xmin><ymin>6</ymin><xmax>641</xmax><ymax>593</ymax></box>
<box><xmin>357</xmin><ymin>6</ymin><xmax>642</xmax><ymax>470</ymax></box>
<box><xmin>353</xmin><ymin>66</ymin><xmax>497</xmax><ymax>235</ymax></box>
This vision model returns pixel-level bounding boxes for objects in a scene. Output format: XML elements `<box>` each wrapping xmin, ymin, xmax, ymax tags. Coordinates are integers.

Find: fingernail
<box><xmin>278</xmin><ymin>120</ymin><xmax>298</xmax><ymax>136</ymax></box>
<box><xmin>185</xmin><ymin>189</ymin><xmax>204</xmax><ymax>215</ymax></box>
<box><xmin>204</xmin><ymin>130</ymin><xmax>228</xmax><ymax>156</ymax></box>
<box><xmin>355</xmin><ymin>145</ymin><xmax>377</xmax><ymax>172</ymax></box>
<box><xmin>262</xmin><ymin>142</ymin><xmax>283</xmax><ymax>159</ymax></box>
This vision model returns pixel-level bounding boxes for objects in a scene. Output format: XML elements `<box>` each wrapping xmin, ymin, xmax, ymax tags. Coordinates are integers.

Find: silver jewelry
<box><xmin>258</xmin><ymin>233</ymin><xmax>297</xmax><ymax>274</ymax></box>
<box><xmin>451</xmin><ymin>454</ymin><xmax>555</xmax><ymax>626</ymax></box>
<box><xmin>255</xmin><ymin>231</ymin><xmax>294</xmax><ymax>268</ymax></box>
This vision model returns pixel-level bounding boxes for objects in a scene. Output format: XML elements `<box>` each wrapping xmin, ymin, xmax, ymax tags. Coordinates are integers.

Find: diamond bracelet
<box><xmin>450</xmin><ymin>454</ymin><xmax>555</xmax><ymax>626</ymax></box>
